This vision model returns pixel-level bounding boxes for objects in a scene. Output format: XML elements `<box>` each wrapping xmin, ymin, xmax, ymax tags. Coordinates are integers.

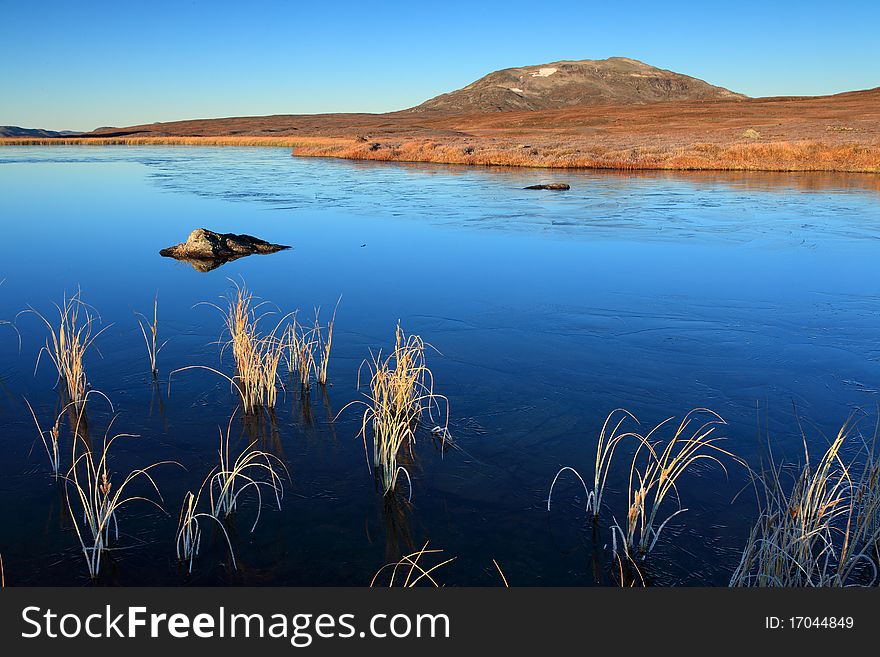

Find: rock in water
<box><xmin>524</xmin><ymin>183</ymin><xmax>570</xmax><ymax>190</ymax></box>
<box><xmin>160</xmin><ymin>228</ymin><xmax>290</xmax><ymax>272</ymax></box>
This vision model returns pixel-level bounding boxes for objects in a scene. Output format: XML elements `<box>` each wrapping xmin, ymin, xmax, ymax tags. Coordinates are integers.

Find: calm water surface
<box><xmin>1</xmin><ymin>147</ymin><xmax>879</xmax><ymax>585</ymax></box>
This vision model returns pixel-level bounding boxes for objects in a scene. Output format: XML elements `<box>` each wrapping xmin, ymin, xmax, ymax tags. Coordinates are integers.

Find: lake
<box><xmin>1</xmin><ymin>146</ymin><xmax>879</xmax><ymax>586</ymax></box>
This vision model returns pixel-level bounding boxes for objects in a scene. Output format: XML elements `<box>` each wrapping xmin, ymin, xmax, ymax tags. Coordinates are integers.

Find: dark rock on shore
<box><xmin>524</xmin><ymin>183</ymin><xmax>570</xmax><ymax>190</ymax></box>
<box><xmin>160</xmin><ymin>228</ymin><xmax>290</xmax><ymax>272</ymax></box>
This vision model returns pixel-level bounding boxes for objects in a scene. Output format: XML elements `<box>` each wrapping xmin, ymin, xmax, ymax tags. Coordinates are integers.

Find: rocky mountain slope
<box><xmin>412</xmin><ymin>57</ymin><xmax>745</xmax><ymax>113</ymax></box>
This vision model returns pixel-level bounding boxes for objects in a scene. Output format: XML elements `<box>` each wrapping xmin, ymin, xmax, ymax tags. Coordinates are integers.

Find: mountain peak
<box><xmin>412</xmin><ymin>57</ymin><xmax>745</xmax><ymax>113</ymax></box>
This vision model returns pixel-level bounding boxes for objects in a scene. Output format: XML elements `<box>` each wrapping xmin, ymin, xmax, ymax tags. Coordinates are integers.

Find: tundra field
<box><xmin>3</xmin><ymin>87</ymin><xmax>879</xmax><ymax>173</ymax></box>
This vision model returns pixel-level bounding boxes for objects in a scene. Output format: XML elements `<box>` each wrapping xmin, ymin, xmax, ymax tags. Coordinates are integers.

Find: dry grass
<box><xmin>612</xmin><ymin>409</ymin><xmax>733</xmax><ymax>558</ymax></box>
<box><xmin>24</xmin><ymin>398</ymin><xmax>68</xmax><ymax>478</ymax></box>
<box><xmin>370</xmin><ymin>541</ymin><xmax>456</xmax><ymax>587</ymax></box>
<box><xmin>3</xmin><ymin>137</ymin><xmax>878</xmax><ymax>173</ymax></box>
<box><xmin>371</xmin><ymin>544</ymin><xmax>511</xmax><ymax>586</ymax></box>
<box><xmin>0</xmin><ymin>136</ymin><xmax>344</xmax><ymax>148</ymax></box>
<box><xmin>136</xmin><ymin>295</ymin><xmax>166</xmax><ymax>377</ymax></box>
<box><xmin>492</xmin><ymin>559</ymin><xmax>510</xmax><ymax>587</ymax></box>
<box><xmin>208</xmin><ymin>409</ymin><xmax>288</xmax><ymax>528</ymax></box>
<box><xmin>175</xmin><ymin>410</ymin><xmax>286</xmax><ymax>572</ymax></box>
<box><xmin>28</xmin><ymin>290</ymin><xmax>110</xmax><ymax>406</ymax></box>
<box><xmin>548</xmin><ymin>407</ymin><xmax>735</xmax><ymax>562</ymax></box>
<box><xmin>281</xmin><ymin>303</ymin><xmax>339</xmax><ymax>389</ymax></box>
<box><xmin>172</xmin><ymin>284</ymin><xmax>340</xmax><ymax>411</ymax></box>
<box><xmin>548</xmin><ymin>408</ymin><xmax>642</xmax><ymax>520</ymax></box>
<box><xmin>220</xmin><ymin>284</ymin><xmax>288</xmax><ymax>412</ymax></box>
<box><xmin>173</xmin><ymin>282</ymin><xmax>289</xmax><ymax>413</ymax></box>
<box><xmin>291</xmin><ymin>138</ymin><xmax>880</xmax><ymax>173</ymax></box>
<box><xmin>730</xmin><ymin>417</ymin><xmax>880</xmax><ymax>587</ymax></box>
<box><xmin>345</xmin><ymin>324</ymin><xmax>448</xmax><ymax>496</ymax></box>
<box><xmin>315</xmin><ymin>303</ymin><xmax>338</xmax><ymax>387</ymax></box>
<box><xmin>176</xmin><ymin>488</ymin><xmax>235</xmax><ymax>573</ymax></box>
<box><xmin>286</xmin><ymin>314</ymin><xmax>318</xmax><ymax>391</ymax></box>
<box><xmin>64</xmin><ymin>391</ymin><xmax>172</xmax><ymax>579</ymax></box>
<box><xmin>613</xmin><ymin>553</ymin><xmax>647</xmax><ymax>587</ymax></box>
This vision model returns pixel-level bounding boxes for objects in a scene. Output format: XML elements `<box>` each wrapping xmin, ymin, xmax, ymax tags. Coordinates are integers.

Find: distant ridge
<box><xmin>411</xmin><ymin>57</ymin><xmax>745</xmax><ymax>113</ymax></box>
<box><xmin>0</xmin><ymin>125</ymin><xmax>79</xmax><ymax>137</ymax></box>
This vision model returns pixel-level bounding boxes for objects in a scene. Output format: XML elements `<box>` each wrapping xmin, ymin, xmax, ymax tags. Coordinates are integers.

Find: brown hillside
<box><xmin>412</xmin><ymin>57</ymin><xmax>745</xmax><ymax>113</ymax></box>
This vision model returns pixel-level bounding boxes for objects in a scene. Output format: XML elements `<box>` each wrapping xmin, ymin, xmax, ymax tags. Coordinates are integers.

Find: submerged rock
<box><xmin>160</xmin><ymin>228</ymin><xmax>290</xmax><ymax>272</ymax></box>
<box><xmin>524</xmin><ymin>183</ymin><xmax>570</xmax><ymax>190</ymax></box>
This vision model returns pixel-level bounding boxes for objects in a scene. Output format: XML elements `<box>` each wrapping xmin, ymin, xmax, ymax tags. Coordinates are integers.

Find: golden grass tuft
<box><xmin>28</xmin><ymin>290</ymin><xmax>110</xmax><ymax>406</ymax></box>
<box><xmin>172</xmin><ymin>283</ymin><xmax>341</xmax><ymax>413</ymax></box>
<box><xmin>283</xmin><ymin>302</ymin><xmax>338</xmax><ymax>390</ymax></box>
<box><xmin>315</xmin><ymin>304</ymin><xmax>337</xmax><ymax>387</ymax></box>
<box><xmin>173</xmin><ymin>282</ymin><xmax>289</xmax><ymax>413</ymax></box>
<box><xmin>345</xmin><ymin>323</ymin><xmax>448</xmax><ymax>496</ymax></box>
<box><xmin>613</xmin><ymin>409</ymin><xmax>734</xmax><ymax>557</ymax></box>
<box><xmin>730</xmin><ymin>417</ymin><xmax>880</xmax><ymax>587</ymax></box>
<box><xmin>222</xmin><ymin>283</ymin><xmax>288</xmax><ymax>411</ymax></box>
<box><xmin>286</xmin><ymin>314</ymin><xmax>317</xmax><ymax>390</ymax></box>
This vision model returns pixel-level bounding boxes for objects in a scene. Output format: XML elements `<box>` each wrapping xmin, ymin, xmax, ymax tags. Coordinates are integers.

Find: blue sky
<box><xmin>2</xmin><ymin>0</ymin><xmax>878</xmax><ymax>131</ymax></box>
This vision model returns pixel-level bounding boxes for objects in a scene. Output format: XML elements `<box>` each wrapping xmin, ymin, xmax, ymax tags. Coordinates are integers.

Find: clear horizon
<box><xmin>2</xmin><ymin>0</ymin><xmax>878</xmax><ymax>132</ymax></box>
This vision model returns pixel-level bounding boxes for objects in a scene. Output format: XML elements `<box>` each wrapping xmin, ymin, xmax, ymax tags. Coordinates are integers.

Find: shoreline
<box><xmin>1</xmin><ymin>136</ymin><xmax>879</xmax><ymax>174</ymax></box>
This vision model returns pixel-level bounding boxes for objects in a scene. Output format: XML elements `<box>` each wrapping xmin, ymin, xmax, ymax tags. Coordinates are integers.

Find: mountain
<box><xmin>0</xmin><ymin>126</ymin><xmax>79</xmax><ymax>137</ymax></box>
<box><xmin>412</xmin><ymin>57</ymin><xmax>745</xmax><ymax>113</ymax></box>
